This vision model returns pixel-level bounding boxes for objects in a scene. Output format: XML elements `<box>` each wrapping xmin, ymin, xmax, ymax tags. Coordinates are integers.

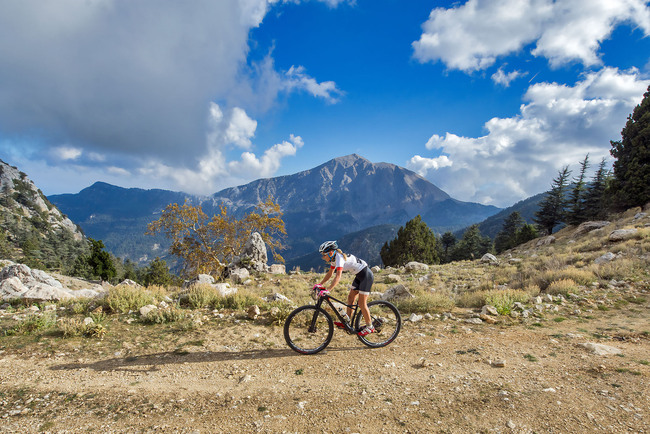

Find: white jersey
<box><xmin>330</xmin><ymin>252</ymin><xmax>367</xmax><ymax>274</ymax></box>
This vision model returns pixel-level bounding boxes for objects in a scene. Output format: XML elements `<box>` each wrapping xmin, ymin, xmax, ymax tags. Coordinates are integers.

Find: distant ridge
<box><xmin>50</xmin><ymin>154</ymin><xmax>500</xmax><ymax>266</ymax></box>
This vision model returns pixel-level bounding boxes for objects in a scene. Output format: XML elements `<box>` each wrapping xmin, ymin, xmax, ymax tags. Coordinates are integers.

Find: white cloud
<box><xmin>53</xmin><ymin>146</ymin><xmax>82</xmax><ymax>161</ymax></box>
<box><xmin>413</xmin><ymin>0</ymin><xmax>650</xmax><ymax>71</ymax></box>
<box><xmin>492</xmin><ymin>67</ymin><xmax>527</xmax><ymax>87</ymax></box>
<box><xmin>228</xmin><ymin>134</ymin><xmax>305</xmax><ymax>178</ymax></box>
<box><xmin>409</xmin><ymin>67</ymin><xmax>650</xmax><ymax>207</ymax></box>
<box><xmin>283</xmin><ymin>66</ymin><xmax>344</xmax><ymax>103</ymax></box>
<box><xmin>407</xmin><ymin>154</ymin><xmax>452</xmax><ymax>176</ymax></box>
<box><xmin>0</xmin><ymin>0</ymin><xmax>337</xmax><ymax>194</ymax></box>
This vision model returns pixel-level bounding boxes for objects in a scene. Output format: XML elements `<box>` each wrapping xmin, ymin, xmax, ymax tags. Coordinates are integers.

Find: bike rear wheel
<box><xmin>355</xmin><ymin>300</ymin><xmax>401</xmax><ymax>348</ymax></box>
<box><xmin>284</xmin><ymin>305</ymin><xmax>333</xmax><ymax>355</ymax></box>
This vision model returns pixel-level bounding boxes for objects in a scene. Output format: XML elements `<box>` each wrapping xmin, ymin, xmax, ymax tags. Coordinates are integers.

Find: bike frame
<box><xmin>313</xmin><ymin>293</ymin><xmax>360</xmax><ymax>334</ymax></box>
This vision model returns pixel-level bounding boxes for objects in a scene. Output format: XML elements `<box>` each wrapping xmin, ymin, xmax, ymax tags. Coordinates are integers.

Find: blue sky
<box><xmin>1</xmin><ymin>0</ymin><xmax>649</xmax><ymax>207</ymax></box>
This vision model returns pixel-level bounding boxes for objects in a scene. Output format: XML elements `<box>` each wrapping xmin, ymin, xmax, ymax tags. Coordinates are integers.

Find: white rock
<box><xmin>405</xmin><ymin>262</ymin><xmax>429</xmax><ymax>272</ymax></box>
<box><xmin>269</xmin><ymin>264</ymin><xmax>286</xmax><ymax>275</ymax></box>
<box><xmin>595</xmin><ymin>252</ymin><xmax>616</xmax><ymax>264</ymax></box>
<box><xmin>481</xmin><ymin>305</ymin><xmax>498</xmax><ymax>316</ymax></box>
<box><xmin>381</xmin><ymin>284</ymin><xmax>414</xmax><ymax>301</ymax></box>
<box><xmin>609</xmin><ymin>229</ymin><xmax>638</xmax><ymax>242</ymax></box>
<box><xmin>480</xmin><ymin>253</ymin><xmax>498</xmax><ymax>264</ymax></box>
<box><xmin>408</xmin><ymin>313</ymin><xmax>423</xmax><ymax>322</ymax></box>
<box><xmin>139</xmin><ymin>305</ymin><xmax>158</xmax><ymax>316</ymax></box>
<box><xmin>578</xmin><ymin>342</ymin><xmax>622</xmax><ymax>356</ymax></box>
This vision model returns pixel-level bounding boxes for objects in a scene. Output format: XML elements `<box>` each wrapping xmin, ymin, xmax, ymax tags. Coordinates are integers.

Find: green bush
<box><xmin>140</xmin><ymin>307</ymin><xmax>186</xmax><ymax>324</ymax></box>
<box><xmin>395</xmin><ymin>291</ymin><xmax>455</xmax><ymax>313</ymax></box>
<box><xmin>104</xmin><ymin>285</ymin><xmax>156</xmax><ymax>313</ymax></box>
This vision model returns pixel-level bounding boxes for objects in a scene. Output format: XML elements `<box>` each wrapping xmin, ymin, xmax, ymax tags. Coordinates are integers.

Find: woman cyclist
<box><xmin>316</xmin><ymin>240</ymin><xmax>375</xmax><ymax>337</ymax></box>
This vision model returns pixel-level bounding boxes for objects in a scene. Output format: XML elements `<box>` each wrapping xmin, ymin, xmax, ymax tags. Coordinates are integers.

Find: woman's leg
<box><xmin>358</xmin><ymin>292</ymin><xmax>371</xmax><ymax>325</ymax></box>
<box><xmin>346</xmin><ymin>289</ymin><xmax>358</xmax><ymax>318</ymax></box>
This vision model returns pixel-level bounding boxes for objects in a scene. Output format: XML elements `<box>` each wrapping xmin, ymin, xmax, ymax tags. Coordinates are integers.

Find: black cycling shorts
<box><xmin>351</xmin><ymin>266</ymin><xmax>374</xmax><ymax>293</ymax></box>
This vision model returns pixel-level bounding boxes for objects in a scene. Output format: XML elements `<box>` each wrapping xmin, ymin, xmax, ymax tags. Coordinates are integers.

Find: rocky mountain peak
<box><xmin>0</xmin><ymin>159</ymin><xmax>84</xmax><ymax>241</ymax></box>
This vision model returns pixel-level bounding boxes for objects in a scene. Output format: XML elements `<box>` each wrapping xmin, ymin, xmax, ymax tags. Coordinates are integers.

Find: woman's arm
<box><xmin>320</xmin><ymin>267</ymin><xmax>334</xmax><ymax>285</ymax></box>
<box><xmin>327</xmin><ymin>268</ymin><xmax>343</xmax><ymax>291</ymax></box>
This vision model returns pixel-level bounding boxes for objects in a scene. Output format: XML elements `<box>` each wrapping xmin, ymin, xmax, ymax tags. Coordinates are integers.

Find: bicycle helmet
<box><xmin>318</xmin><ymin>240</ymin><xmax>338</xmax><ymax>254</ymax></box>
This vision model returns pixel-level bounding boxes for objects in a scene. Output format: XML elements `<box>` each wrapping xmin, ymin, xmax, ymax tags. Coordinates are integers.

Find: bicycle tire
<box><xmin>355</xmin><ymin>300</ymin><xmax>401</xmax><ymax>348</ymax></box>
<box><xmin>284</xmin><ymin>305</ymin><xmax>334</xmax><ymax>355</ymax></box>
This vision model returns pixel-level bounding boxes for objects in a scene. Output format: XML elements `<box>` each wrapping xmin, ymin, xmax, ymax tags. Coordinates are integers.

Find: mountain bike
<box><xmin>283</xmin><ymin>287</ymin><xmax>402</xmax><ymax>355</ymax></box>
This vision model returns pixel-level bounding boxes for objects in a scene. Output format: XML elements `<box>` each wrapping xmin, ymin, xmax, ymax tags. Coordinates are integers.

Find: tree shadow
<box><xmin>50</xmin><ymin>345</ymin><xmax>366</xmax><ymax>373</ymax></box>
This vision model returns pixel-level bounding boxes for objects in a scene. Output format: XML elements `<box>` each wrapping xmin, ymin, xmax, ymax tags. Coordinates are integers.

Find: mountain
<box><xmin>0</xmin><ymin>159</ymin><xmax>87</xmax><ymax>270</ymax></box>
<box><xmin>286</xmin><ymin>224</ymin><xmax>400</xmax><ymax>271</ymax></box>
<box><xmin>460</xmin><ymin>192</ymin><xmax>546</xmax><ymax>239</ymax></box>
<box><xmin>49</xmin><ymin>154</ymin><xmax>501</xmax><ymax>267</ymax></box>
<box><xmin>208</xmin><ymin>154</ymin><xmax>499</xmax><ymax>258</ymax></box>
<box><xmin>49</xmin><ymin>182</ymin><xmax>194</xmax><ymax>263</ymax></box>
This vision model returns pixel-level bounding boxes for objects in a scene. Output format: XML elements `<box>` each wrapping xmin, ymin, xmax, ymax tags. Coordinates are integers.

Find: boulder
<box><xmin>230</xmin><ymin>268</ymin><xmax>250</xmax><ymax>284</ymax></box>
<box><xmin>536</xmin><ymin>236</ymin><xmax>556</xmax><ymax>247</ymax></box>
<box><xmin>263</xmin><ymin>293</ymin><xmax>291</xmax><ymax>303</ymax></box>
<box><xmin>572</xmin><ymin>221</ymin><xmax>610</xmax><ymax>237</ymax></box>
<box><xmin>184</xmin><ymin>274</ymin><xmax>215</xmax><ymax>288</ymax></box>
<box><xmin>384</xmin><ymin>274</ymin><xmax>401</xmax><ymax>284</ymax></box>
<box><xmin>578</xmin><ymin>342</ymin><xmax>622</xmax><ymax>356</ymax></box>
<box><xmin>269</xmin><ymin>264</ymin><xmax>286</xmax><ymax>275</ymax></box>
<box><xmin>594</xmin><ymin>252</ymin><xmax>616</xmax><ymax>265</ymax></box>
<box><xmin>371</xmin><ymin>266</ymin><xmax>381</xmax><ymax>273</ymax></box>
<box><xmin>241</xmin><ymin>232</ymin><xmax>268</xmax><ymax>272</ymax></box>
<box><xmin>21</xmin><ymin>283</ymin><xmax>73</xmax><ymax>301</ymax></box>
<box><xmin>0</xmin><ymin>277</ymin><xmax>28</xmax><ymax>300</ymax></box>
<box><xmin>214</xmin><ymin>283</ymin><xmax>237</xmax><ymax>297</ymax></box>
<box><xmin>405</xmin><ymin>262</ymin><xmax>429</xmax><ymax>272</ymax></box>
<box><xmin>608</xmin><ymin>229</ymin><xmax>638</xmax><ymax>242</ymax></box>
<box><xmin>382</xmin><ymin>284</ymin><xmax>414</xmax><ymax>301</ymax></box>
<box><xmin>480</xmin><ymin>253</ymin><xmax>498</xmax><ymax>264</ymax></box>
<box><xmin>247</xmin><ymin>305</ymin><xmax>261</xmax><ymax>320</ymax></box>
<box><xmin>139</xmin><ymin>305</ymin><xmax>158</xmax><ymax>316</ymax></box>
<box><xmin>481</xmin><ymin>305</ymin><xmax>498</xmax><ymax>316</ymax></box>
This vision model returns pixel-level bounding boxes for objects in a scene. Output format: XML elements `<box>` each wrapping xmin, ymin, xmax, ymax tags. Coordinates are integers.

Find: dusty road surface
<box><xmin>1</xmin><ymin>304</ymin><xmax>649</xmax><ymax>434</ymax></box>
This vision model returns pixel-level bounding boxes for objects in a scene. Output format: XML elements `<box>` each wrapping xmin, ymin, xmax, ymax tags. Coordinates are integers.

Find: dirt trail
<box><xmin>1</xmin><ymin>307</ymin><xmax>649</xmax><ymax>433</ymax></box>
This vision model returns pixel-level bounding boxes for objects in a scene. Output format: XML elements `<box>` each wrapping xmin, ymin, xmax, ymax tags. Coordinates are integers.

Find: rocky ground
<box><xmin>1</xmin><ymin>292</ymin><xmax>648</xmax><ymax>433</ymax></box>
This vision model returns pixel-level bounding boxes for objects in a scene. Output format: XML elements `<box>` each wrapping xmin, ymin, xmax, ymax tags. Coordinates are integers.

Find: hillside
<box><xmin>49</xmin><ymin>182</ymin><xmax>193</xmax><ymax>263</ymax></box>
<box><xmin>1</xmin><ymin>206</ymin><xmax>648</xmax><ymax>432</ymax></box>
<box><xmin>0</xmin><ymin>159</ymin><xmax>87</xmax><ymax>270</ymax></box>
<box><xmin>50</xmin><ymin>155</ymin><xmax>500</xmax><ymax>266</ymax></box>
<box><xmin>461</xmin><ymin>192</ymin><xmax>545</xmax><ymax>239</ymax></box>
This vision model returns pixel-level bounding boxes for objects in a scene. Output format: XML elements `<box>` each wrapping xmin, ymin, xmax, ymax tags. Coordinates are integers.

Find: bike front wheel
<box><xmin>284</xmin><ymin>305</ymin><xmax>333</xmax><ymax>355</ymax></box>
<box><xmin>355</xmin><ymin>300</ymin><xmax>401</xmax><ymax>348</ymax></box>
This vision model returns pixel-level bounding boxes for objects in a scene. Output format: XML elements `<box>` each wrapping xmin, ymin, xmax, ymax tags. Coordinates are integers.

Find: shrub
<box><xmin>104</xmin><ymin>285</ymin><xmax>157</xmax><ymax>313</ymax></box>
<box><xmin>10</xmin><ymin>313</ymin><xmax>57</xmax><ymax>334</ymax></box>
<box><xmin>546</xmin><ymin>279</ymin><xmax>578</xmax><ymax>296</ymax></box>
<box><xmin>484</xmin><ymin>289</ymin><xmax>531</xmax><ymax>315</ymax></box>
<box><xmin>140</xmin><ymin>307</ymin><xmax>186</xmax><ymax>324</ymax></box>
<box><xmin>537</xmin><ymin>268</ymin><xmax>596</xmax><ymax>290</ymax></box>
<box><xmin>185</xmin><ymin>285</ymin><xmax>263</xmax><ymax>310</ymax></box>
<box><xmin>394</xmin><ymin>290</ymin><xmax>455</xmax><ymax>313</ymax></box>
<box><xmin>58</xmin><ymin>318</ymin><xmax>106</xmax><ymax>338</ymax></box>
<box><xmin>186</xmin><ymin>284</ymin><xmax>220</xmax><ymax>309</ymax></box>
<box><xmin>456</xmin><ymin>288</ymin><xmax>529</xmax><ymax>312</ymax></box>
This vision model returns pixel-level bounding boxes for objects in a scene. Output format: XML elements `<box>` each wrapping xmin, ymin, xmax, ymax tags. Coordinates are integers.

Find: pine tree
<box><xmin>380</xmin><ymin>215</ymin><xmax>439</xmax><ymax>266</ymax></box>
<box><xmin>534</xmin><ymin>166</ymin><xmax>571</xmax><ymax>235</ymax></box>
<box><xmin>450</xmin><ymin>224</ymin><xmax>492</xmax><ymax>261</ymax></box>
<box><xmin>494</xmin><ymin>212</ymin><xmax>524</xmax><ymax>253</ymax></box>
<box><xmin>515</xmin><ymin>224</ymin><xmax>539</xmax><ymax>245</ymax></box>
<box><xmin>609</xmin><ymin>85</ymin><xmax>650</xmax><ymax>209</ymax></box>
<box><xmin>583</xmin><ymin>158</ymin><xmax>611</xmax><ymax>220</ymax></box>
<box><xmin>567</xmin><ymin>154</ymin><xmax>590</xmax><ymax>225</ymax></box>
<box><xmin>440</xmin><ymin>231</ymin><xmax>457</xmax><ymax>262</ymax></box>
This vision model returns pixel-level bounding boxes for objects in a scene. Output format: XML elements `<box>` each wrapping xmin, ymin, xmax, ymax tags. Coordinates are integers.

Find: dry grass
<box><xmin>394</xmin><ymin>289</ymin><xmax>455</xmax><ymax>314</ymax></box>
<box><xmin>546</xmin><ymin>279</ymin><xmax>579</xmax><ymax>296</ymax></box>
